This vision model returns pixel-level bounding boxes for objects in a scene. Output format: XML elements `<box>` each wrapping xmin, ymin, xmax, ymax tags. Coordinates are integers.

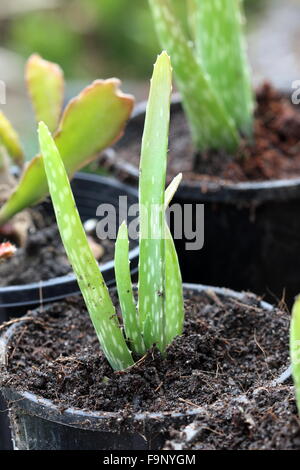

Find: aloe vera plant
<box><xmin>0</xmin><ymin>54</ymin><xmax>134</xmax><ymax>244</ymax></box>
<box><xmin>148</xmin><ymin>0</ymin><xmax>254</xmax><ymax>152</ymax></box>
<box><xmin>290</xmin><ymin>297</ymin><xmax>300</xmax><ymax>414</ymax></box>
<box><xmin>39</xmin><ymin>52</ymin><xmax>184</xmax><ymax>371</ymax></box>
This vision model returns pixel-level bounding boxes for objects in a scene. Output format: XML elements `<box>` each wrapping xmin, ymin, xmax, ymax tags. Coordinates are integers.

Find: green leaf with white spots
<box><xmin>38</xmin><ymin>121</ymin><xmax>133</xmax><ymax>372</ymax></box>
<box><xmin>149</xmin><ymin>0</ymin><xmax>239</xmax><ymax>152</ymax></box>
<box><xmin>188</xmin><ymin>0</ymin><xmax>253</xmax><ymax>136</ymax></box>
<box><xmin>164</xmin><ymin>174</ymin><xmax>184</xmax><ymax>345</ymax></box>
<box><xmin>0</xmin><ymin>111</ymin><xmax>23</xmax><ymax>167</ymax></box>
<box><xmin>138</xmin><ymin>51</ymin><xmax>172</xmax><ymax>352</ymax></box>
<box><xmin>164</xmin><ymin>223</ymin><xmax>184</xmax><ymax>345</ymax></box>
<box><xmin>26</xmin><ymin>54</ymin><xmax>64</xmax><ymax>133</ymax></box>
<box><xmin>290</xmin><ymin>296</ymin><xmax>300</xmax><ymax>414</ymax></box>
<box><xmin>0</xmin><ymin>79</ymin><xmax>134</xmax><ymax>226</ymax></box>
<box><xmin>115</xmin><ymin>221</ymin><xmax>146</xmax><ymax>356</ymax></box>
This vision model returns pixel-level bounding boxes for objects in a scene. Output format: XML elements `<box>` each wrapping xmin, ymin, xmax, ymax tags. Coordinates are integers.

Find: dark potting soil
<box><xmin>2</xmin><ymin>289</ymin><xmax>289</xmax><ymax>415</ymax></box>
<box><xmin>103</xmin><ymin>83</ymin><xmax>300</xmax><ymax>183</ymax></box>
<box><xmin>164</xmin><ymin>385</ymin><xmax>300</xmax><ymax>450</ymax></box>
<box><xmin>0</xmin><ymin>204</ymin><xmax>114</xmax><ymax>287</ymax></box>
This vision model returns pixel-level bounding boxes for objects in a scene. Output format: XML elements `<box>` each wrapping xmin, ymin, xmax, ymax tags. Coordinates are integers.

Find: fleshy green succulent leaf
<box><xmin>0</xmin><ymin>79</ymin><xmax>134</xmax><ymax>226</ymax></box>
<box><xmin>149</xmin><ymin>0</ymin><xmax>239</xmax><ymax>152</ymax></box>
<box><xmin>188</xmin><ymin>0</ymin><xmax>253</xmax><ymax>136</ymax></box>
<box><xmin>38</xmin><ymin>121</ymin><xmax>133</xmax><ymax>371</ymax></box>
<box><xmin>290</xmin><ymin>296</ymin><xmax>300</xmax><ymax>414</ymax></box>
<box><xmin>164</xmin><ymin>223</ymin><xmax>184</xmax><ymax>345</ymax></box>
<box><xmin>138</xmin><ymin>51</ymin><xmax>172</xmax><ymax>352</ymax></box>
<box><xmin>0</xmin><ymin>111</ymin><xmax>23</xmax><ymax>166</ymax></box>
<box><xmin>164</xmin><ymin>174</ymin><xmax>184</xmax><ymax>345</ymax></box>
<box><xmin>115</xmin><ymin>221</ymin><xmax>146</xmax><ymax>356</ymax></box>
<box><xmin>54</xmin><ymin>79</ymin><xmax>134</xmax><ymax>175</ymax></box>
<box><xmin>26</xmin><ymin>54</ymin><xmax>64</xmax><ymax>133</ymax></box>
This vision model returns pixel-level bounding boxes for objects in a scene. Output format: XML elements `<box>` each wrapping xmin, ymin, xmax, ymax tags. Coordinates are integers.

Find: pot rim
<box><xmin>0</xmin><ymin>172</ymin><xmax>139</xmax><ymax>307</ymax></box>
<box><xmin>0</xmin><ymin>283</ymin><xmax>283</xmax><ymax>431</ymax></box>
<box><xmin>106</xmin><ymin>94</ymin><xmax>300</xmax><ymax>203</ymax></box>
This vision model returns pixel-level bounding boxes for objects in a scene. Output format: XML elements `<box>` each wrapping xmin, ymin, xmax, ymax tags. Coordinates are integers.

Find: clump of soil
<box><xmin>101</xmin><ymin>83</ymin><xmax>300</xmax><ymax>183</ymax></box>
<box><xmin>0</xmin><ymin>203</ymin><xmax>114</xmax><ymax>286</ymax></box>
<box><xmin>165</xmin><ymin>385</ymin><xmax>300</xmax><ymax>450</ymax></box>
<box><xmin>2</xmin><ymin>289</ymin><xmax>289</xmax><ymax>414</ymax></box>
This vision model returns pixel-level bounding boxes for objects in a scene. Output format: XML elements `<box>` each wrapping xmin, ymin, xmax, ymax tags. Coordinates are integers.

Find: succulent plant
<box><xmin>39</xmin><ymin>52</ymin><xmax>184</xmax><ymax>371</ymax></box>
<box><xmin>148</xmin><ymin>0</ymin><xmax>254</xmax><ymax>152</ymax></box>
<box><xmin>0</xmin><ymin>54</ymin><xmax>134</xmax><ymax>244</ymax></box>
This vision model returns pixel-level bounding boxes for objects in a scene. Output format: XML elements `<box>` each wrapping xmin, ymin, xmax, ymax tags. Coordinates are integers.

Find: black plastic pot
<box><xmin>0</xmin><ymin>284</ymin><xmax>279</xmax><ymax>451</ymax></box>
<box><xmin>0</xmin><ymin>172</ymin><xmax>139</xmax><ymax>324</ymax></box>
<box><xmin>0</xmin><ymin>171</ymin><xmax>139</xmax><ymax>450</ymax></box>
<box><xmin>103</xmin><ymin>97</ymin><xmax>300</xmax><ymax>308</ymax></box>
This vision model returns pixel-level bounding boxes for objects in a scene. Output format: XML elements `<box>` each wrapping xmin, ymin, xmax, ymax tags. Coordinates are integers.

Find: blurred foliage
<box><xmin>3</xmin><ymin>0</ymin><xmax>263</xmax><ymax>80</ymax></box>
<box><xmin>8</xmin><ymin>12</ymin><xmax>82</xmax><ymax>76</ymax></box>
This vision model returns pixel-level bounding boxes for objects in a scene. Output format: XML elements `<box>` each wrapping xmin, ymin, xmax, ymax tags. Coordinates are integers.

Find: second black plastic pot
<box><xmin>103</xmin><ymin>97</ymin><xmax>300</xmax><ymax>308</ymax></box>
<box><xmin>0</xmin><ymin>284</ymin><xmax>282</xmax><ymax>451</ymax></box>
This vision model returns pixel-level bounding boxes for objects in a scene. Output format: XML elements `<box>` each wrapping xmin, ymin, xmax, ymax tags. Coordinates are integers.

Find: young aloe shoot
<box><xmin>148</xmin><ymin>0</ymin><xmax>254</xmax><ymax>153</ymax></box>
<box><xmin>39</xmin><ymin>52</ymin><xmax>184</xmax><ymax>371</ymax></box>
<box><xmin>290</xmin><ymin>296</ymin><xmax>300</xmax><ymax>414</ymax></box>
<box><xmin>0</xmin><ymin>54</ymin><xmax>134</xmax><ymax>245</ymax></box>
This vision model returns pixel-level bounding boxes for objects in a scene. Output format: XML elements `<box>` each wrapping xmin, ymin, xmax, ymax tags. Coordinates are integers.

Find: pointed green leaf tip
<box><xmin>38</xmin><ymin>121</ymin><xmax>133</xmax><ymax>371</ymax></box>
<box><xmin>290</xmin><ymin>296</ymin><xmax>300</xmax><ymax>414</ymax></box>
<box><xmin>26</xmin><ymin>54</ymin><xmax>64</xmax><ymax>133</ymax></box>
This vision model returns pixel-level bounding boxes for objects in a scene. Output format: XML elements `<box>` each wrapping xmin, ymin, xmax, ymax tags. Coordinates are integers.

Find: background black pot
<box><xmin>0</xmin><ymin>171</ymin><xmax>139</xmax><ymax>450</ymax></box>
<box><xmin>103</xmin><ymin>97</ymin><xmax>300</xmax><ymax>309</ymax></box>
<box><xmin>0</xmin><ymin>172</ymin><xmax>139</xmax><ymax>324</ymax></box>
<box><xmin>0</xmin><ymin>284</ymin><xmax>276</xmax><ymax>451</ymax></box>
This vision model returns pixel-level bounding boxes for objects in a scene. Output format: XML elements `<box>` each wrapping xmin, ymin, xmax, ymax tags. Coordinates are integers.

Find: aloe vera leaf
<box><xmin>138</xmin><ymin>51</ymin><xmax>172</xmax><ymax>352</ymax></box>
<box><xmin>38</xmin><ymin>121</ymin><xmax>133</xmax><ymax>371</ymax></box>
<box><xmin>188</xmin><ymin>0</ymin><xmax>253</xmax><ymax>136</ymax></box>
<box><xmin>0</xmin><ymin>111</ymin><xmax>23</xmax><ymax>166</ymax></box>
<box><xmin>0</xmin><ymin>80</ymin><xmax>134</xmax><ymax>225</ymax></box>
<box><xmin>290</xmin><ymin>296</ymin><xmax>300</xmax><ymax>414</ymax></box>
<box><xmin>149</xmin><ymin>0</ymin><xmax>239</xmax><ymax>152</ymax></box>
<box><xmin>26</xmin><ymin>54</ymin><xmax>64</xmax><ymax>133</ymax></box>
<box><xmin>164</xmin><ymin>223</ymin><xmax>184</xmax><ymax>344</ymax></box>
<box><xmin>164</xmin><ymin>174</ymin><xmax>184</xmax><ymax>345</ymax></box>
<box><xmin>115</xmin><ymin>221</ymin><xmax>146</xmax><ymax>356</ymax></box>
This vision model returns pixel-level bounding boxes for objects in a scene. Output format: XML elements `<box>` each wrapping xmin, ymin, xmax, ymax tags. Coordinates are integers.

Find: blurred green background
<box><xmin>0</xmin><ymin>0</ymin><xmax>299</xmax><ymax>156</ymax></box>
<box><xmin>0</xmin><ymin>0</ymin><xmax>265</xmax><ymax>80</ymax></box>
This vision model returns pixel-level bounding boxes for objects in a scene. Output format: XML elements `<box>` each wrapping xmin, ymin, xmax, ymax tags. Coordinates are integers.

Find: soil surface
<box><xmin>165</xmin><ymin>384</ymin><xmax>300</xmax><ymax>450</ymax></box>
<box><xmin>102</xmin><ymin>84</ymin><xmax>300</xmax><ymax>184</ymax></box>
<box><xmin>2</xmin><ymin>289</ymin><xmax>289</xmax><ymax>415</ymax></box>
<box><xmin>0</xmin><ymin>204</ymin><xmax>114</xmax><ymax>286</ymax></box>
